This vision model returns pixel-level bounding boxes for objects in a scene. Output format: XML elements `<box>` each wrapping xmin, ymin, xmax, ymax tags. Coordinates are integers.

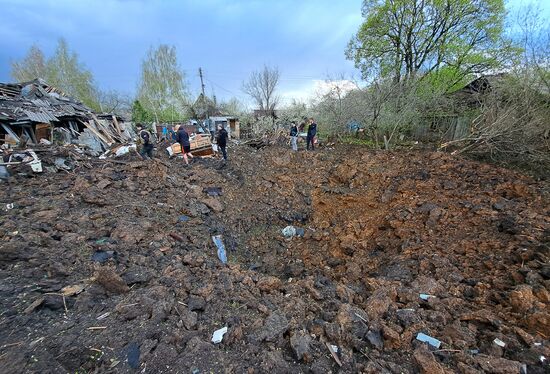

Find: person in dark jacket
<box><xmin>176</xmin><ymin>125</ymin><xmax>194</xmax><ymax>165</ymax></box>
<box><xmin>216</xmin><ymin>124</ymin><xmax>228</xmax><ymax>160</ymax></box>
<box><xmin>306</xmin><ymin>118</ymin><xmax>317</xmax><ymax>151</ymax></box>
<box><xmin>290</xmin><ymin>122</ymin><xmax>298</xmax><ymax>151</ymax></box>
<box><xmin>137</xmin><ymin>125</ymin><xmax>154</xmax><ymax>159</ymax></box>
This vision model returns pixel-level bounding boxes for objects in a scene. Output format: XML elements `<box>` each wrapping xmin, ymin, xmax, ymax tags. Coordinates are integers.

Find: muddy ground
<box><xmin>0</xmin><ymin>143</ymin><xmax>549</xmax><ymax>373</ymax></box>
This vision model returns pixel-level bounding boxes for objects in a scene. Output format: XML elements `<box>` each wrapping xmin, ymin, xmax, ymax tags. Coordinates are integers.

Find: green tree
<box><xmin>10</xmin><ymin>45</ymin><xmax>47</xmax><ymax>82</ymax></box>
<box><xmin>346</xmin><ymin>0</ymin><xmax>517</xmax><ymax>87</ymax></box>
<box><xmin>137</xmin><ymin>44</ymin><xmax>188</xmax><ymax>122</ymax></box>
<box><xmin>131</xmin><ymin>100</ymin><xmax>152</xmax><ymax>123</ymax></box>
<box><xmin>45</xmin><ymin>38</ymin><xmax>100</xmax><ymax>110</ymax></box>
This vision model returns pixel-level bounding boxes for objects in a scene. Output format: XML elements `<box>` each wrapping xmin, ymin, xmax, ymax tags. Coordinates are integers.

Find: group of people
<box><xmin>136</xmin><ymin>124</ymin><xmax>228</xmax><ymax>164</ymax></box>
<box><xmin>289</xmin><ymin>118</ymin><xmax>317</xmax><ymax>151</ymax></box>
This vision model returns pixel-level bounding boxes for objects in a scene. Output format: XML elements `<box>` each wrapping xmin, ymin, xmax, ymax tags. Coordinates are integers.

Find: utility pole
<box><xmin>199</xmin><ymin>67</ymin><xmax>211</xmax><ymax>137</ymax></box>
<box><xmin>199</xmin><ymin>68</ymin><xmax>206</xmax><ymax>97</ymax></box>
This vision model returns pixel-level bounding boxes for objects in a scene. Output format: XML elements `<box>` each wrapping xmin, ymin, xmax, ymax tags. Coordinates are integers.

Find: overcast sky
<box><xmin>0</xmin><ymin>0</ymin><xmax>548</xmax><ymax>105</ymax></box>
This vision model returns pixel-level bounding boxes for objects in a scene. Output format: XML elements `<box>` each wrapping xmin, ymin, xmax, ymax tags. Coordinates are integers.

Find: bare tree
<box><xmin>242</xmin><ymin>65</ymin><xmax>280</xmax><ymax>112</ymax></box>
<box><xmin>98</xmin><ymin>90</ymin><xmax>132</xmax><ymax>115</ymax></box>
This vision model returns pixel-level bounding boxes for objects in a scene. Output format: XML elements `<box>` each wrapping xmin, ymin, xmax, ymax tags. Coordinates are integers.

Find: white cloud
<box><xmin>279</xmin><ymin>79</ymin><xmax>358</xmax><ymax>106</ymax></box>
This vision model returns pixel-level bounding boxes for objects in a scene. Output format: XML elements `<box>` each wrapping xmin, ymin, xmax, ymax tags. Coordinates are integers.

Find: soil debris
<box><xmin>0</xmin><ymin>144</ymin><xmax>549</xmax><ymax>373</ymax></box>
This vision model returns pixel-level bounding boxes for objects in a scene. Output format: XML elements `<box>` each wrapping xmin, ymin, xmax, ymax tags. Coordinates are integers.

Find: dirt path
<box><xmin>0</xmin><ymin>144</ymin><xmax>548</xmax><ymax>373</ymax></box>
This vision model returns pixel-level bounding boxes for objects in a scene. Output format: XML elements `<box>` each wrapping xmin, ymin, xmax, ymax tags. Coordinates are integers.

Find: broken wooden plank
<box><xmin>92</xmin><ymin>115</ymin><xmax>117</xmax><ymax>143</ymax></box>
<box><xmin>112</xmin><ymin>115</ymin><xmax>122</xmax><ymax>137</ymax></box>
<box><xmin>87</xmin><ymin>326</ymin><xmax>107</xmax><ymax>330</ymax></box>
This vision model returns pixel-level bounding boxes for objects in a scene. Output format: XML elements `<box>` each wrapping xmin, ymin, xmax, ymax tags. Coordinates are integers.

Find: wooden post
<box><xmin>112</xmin><ymin>115</ymin><xmax>122</xmax><ymax>137</ymax></box>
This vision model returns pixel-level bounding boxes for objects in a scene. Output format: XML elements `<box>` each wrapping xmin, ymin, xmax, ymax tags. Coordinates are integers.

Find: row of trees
<box><xmin>8</xmin><ymin>0</ymin><xmax>548</xmax><ymax>176</ymax></box>
<box><xmin>11</xmin><ymin>40</ymin><xmax>186</xmax><ymax>121</ymax></box>
<box><xmin>12</xmin><ymin>40</ymin><xmax>103</xmax><ymax>112</ymax></box>
<box><xmin>10</xmin><ymin>39</ymin><xmax>281</xmax><ymax>126</ymax></box>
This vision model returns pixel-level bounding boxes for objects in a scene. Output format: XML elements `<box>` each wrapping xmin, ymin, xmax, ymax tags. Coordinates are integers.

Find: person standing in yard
<box><xmin>306</xmin><ymin>118</ymin><xmax>317</xmax><ymax>151</ymax></box>
<box><xmin>216</xmin><ymin>124</ymin><xmax>228</xmax><ymax>161</ymax></box>
<box><xmin>290</xmin><ymin>122</ymin><xmax>298</xmax><ymax>151</ymax></box>
<box><xmin>176</xmin><ymin>125</ymin><xmax>194</xmax><ymax>165</ymax></box>
<box><xmin>137</xmin><ymin>125</ymin><xmax>154</xmax><ymax>160</ymax></box>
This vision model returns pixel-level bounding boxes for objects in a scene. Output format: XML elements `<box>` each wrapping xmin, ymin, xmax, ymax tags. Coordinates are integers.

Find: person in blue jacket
<box><xmin>306</xmin><ymin>118</ymin><xmax>317</xmax><ymax>151</ymax></box>
<box><xmin>176</xmin><ymin>125</ymin><xmax>194</xmax><ymax>165</ymax></box>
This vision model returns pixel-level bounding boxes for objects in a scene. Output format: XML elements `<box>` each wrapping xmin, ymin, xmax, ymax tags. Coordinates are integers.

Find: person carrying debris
<box><xmin>290</xmin><ymin>122</ymin><xmax>298</xmax><ymax>152</ymax></box>
<box><xmin>306</xmin><ymin>118</ymin><xmax>317</xmax><ymax>151</ymax></box>
<box><xmin>216</xmin><ymin>124</ymin><xmax>228</xmax><ymax>161</ymax></box>
<box><xmin>175</xmin><ymin>125</ymin><xmax>194</xmax><ymax>165</ymax></box>
<box><xmin>137</xmin><ymin>125</ymin><xmax>154</xmax><ymax>160</ymax></box>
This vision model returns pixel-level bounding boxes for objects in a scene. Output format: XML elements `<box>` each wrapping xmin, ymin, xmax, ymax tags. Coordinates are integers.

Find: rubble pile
<box><xmin>0</xmin><ymin>79</ymin><xmax>133</xmax><ymax>155</ymax></box>
<box><xmin>0</xmin><ymin>144</ymin><xmax>548</xmax><ymax>373</ymax></box>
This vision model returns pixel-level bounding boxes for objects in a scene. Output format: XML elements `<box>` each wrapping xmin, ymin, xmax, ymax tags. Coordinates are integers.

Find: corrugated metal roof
<box><xmin>23</xmin><ymin>109</ymin><xmax>58</xmax><ymax>123</ymax></box>
<box><xmin>31</xmin><ymin>99</ymin><xmax>51</xmax><ymax>108</ymax></box>
<box><xmin>0</xmin><ymin>79</ymin><xmax>99</xmax><ymax>126</ymax></box>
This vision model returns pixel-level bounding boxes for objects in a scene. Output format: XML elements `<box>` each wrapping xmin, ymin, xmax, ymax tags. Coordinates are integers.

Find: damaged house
<box><xmin>0</xmin><ymin>79</ymin><xmax>133</xmax><ymax>155</ymax></box>
<box><xmin>416</xmin><ymin>74</ymin><xmax>508</xmax><ymax>142</ymax></box>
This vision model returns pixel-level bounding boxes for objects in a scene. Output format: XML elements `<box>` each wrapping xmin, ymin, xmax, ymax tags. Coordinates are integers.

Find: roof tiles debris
<box><xmin>0</xmin><ymin>79</ymin><xmax>92</xmax><ymax>124</ymax></box>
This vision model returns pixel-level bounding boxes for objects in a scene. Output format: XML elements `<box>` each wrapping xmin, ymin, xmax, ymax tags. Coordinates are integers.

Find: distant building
<box><xmin>210</xmin><ymin>116</ymin><xmax>240</xmax><ymax>139</ymax></box>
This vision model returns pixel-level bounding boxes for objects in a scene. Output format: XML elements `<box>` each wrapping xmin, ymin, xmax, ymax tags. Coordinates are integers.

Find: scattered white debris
<box><xmin>29</xmin><ymin>159</ymin><xmax>42</xmax><ymax>173</ymax></box>
<box><xmin>493</xmin><ymin>338</ymin><xmax>506</xmax><ymax>348</ymax></box>
<box><xmin>416</xmin><ymin>333</ymin><xmax>441</xmax><ymax>348</ymax></box>
<box><xmin>97</xmin><ymin>312</ymin><xmax>111</xmax><ymax>320</ymax></box>
<box><xmin>211</xmin><ymin>327</ymin><xmax>228</xmax><ymax>344</ymax></box>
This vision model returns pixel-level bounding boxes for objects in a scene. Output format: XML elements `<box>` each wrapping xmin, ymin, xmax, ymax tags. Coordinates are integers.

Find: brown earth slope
<box><xmin>0</xmin><ymin>144</ymin><xmax>549</xmax><ymax>373</ymax></box>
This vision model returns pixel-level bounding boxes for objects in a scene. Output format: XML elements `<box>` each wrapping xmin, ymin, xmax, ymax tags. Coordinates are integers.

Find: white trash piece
<box><xmin>29</xmin><ymin>159</ymin><xmax>42</xmax><ymax>173</ymax></box>
<box><xmin>493</xmin><ymin>338</ymin><xmax>506</xmax><ymax>348</ymax></box>
<box><xmin>115</xmin><ymin>144</ymin><xmax>137</xmax><ymax>157</ymax></box>
<box><xmin>416</xmin><ymin>333</ymin><xmax>441</xmax><ymax>348</ymax></box>
<box><xmin>419</xmin><ymin>293</ymin><xmax>436</xmax><ymax>301</ymax></box>
<box><xmin>282</xmin><ymin>226</ymin><xmax>305</xmax><ymax>238</ymax></box>
<box><xmin>211</xmin><ymin>326</ymin><xmax>228</xmax><ymax>344</ymax></box>
<box><xmin>282</xmin><ymin>225</ymin><xmax>297</xmax><ymax>237</ymax></box>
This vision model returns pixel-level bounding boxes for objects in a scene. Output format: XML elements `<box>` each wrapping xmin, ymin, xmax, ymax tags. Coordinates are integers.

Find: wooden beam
<box><xmin>112</xmin><ymin>115</ymin><xmax>122</xmax><ymax>137</ymax></box>
<box><xmin>78</xmin><ymin>119</ymin><xmax>112</xmax><ymax>146</ymax></box>
<box><xmin>91</xmin><ymin>114</ymin><xmax>117</xmax><ymax>143</ymax></box>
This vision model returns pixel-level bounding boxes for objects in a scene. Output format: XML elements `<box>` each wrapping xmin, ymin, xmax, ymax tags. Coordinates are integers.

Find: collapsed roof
<box><xmin>0</xmin><ymin>78</ymin><xmax>94</xmax><ymax>125</ymax></box>
<box><xmin>0</xmin><ymin>79</ymin><xmax>132</xmax><ymax>154</ymax></box>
